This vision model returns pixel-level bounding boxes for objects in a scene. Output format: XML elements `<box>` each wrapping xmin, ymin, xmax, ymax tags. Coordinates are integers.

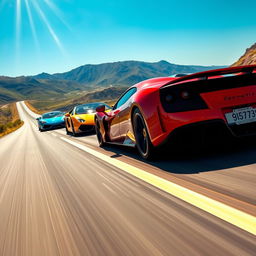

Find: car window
<box><xmin>114</xmin><ymin>88</ymin><xmax>137</xmax><ymax>109</ymax></box>
<box><xmin>42</xmin><ymin>112</ymin><xmax>64</xmax><ymax>119</ymax></box>
<box><xmin>75</xmin><ymin>103</ymin><xmax>111</xmax><ymax>115</ymax></box>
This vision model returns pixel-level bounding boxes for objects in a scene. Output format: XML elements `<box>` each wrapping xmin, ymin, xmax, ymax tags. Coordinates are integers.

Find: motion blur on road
<box><xmin>0</xmin><ymin>102</ymin><xmax>255</xmax><ymax>256</ymax></box>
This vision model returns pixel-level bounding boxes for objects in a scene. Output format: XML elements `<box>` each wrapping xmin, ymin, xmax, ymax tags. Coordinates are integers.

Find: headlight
<box><xmin>76</xmin><ymin>118</ymin><xmax>86</xmax><ymax>123</ymax></box>
<box><xmin>40</xmin><ymin>121</ymin><xmax>47</xmax><ymax>124</ymax></box>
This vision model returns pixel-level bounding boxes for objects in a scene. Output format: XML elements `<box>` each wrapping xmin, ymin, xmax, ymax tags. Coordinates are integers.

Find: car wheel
<box><xmin>95</xmin><ymin>119</ymin><xmax>105</xmax><ymax>147</ymax></box>
<box><xmin>133</xmin><ymin>108</ymin><xmax>155</xmax><ymax>160</ymax></box>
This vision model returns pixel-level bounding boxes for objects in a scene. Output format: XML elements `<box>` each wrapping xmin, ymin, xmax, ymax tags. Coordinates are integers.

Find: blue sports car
<box><xmin>37</xmin><ymin>111</ymin><xmax>65</xmax><ymax>131</ymax></box>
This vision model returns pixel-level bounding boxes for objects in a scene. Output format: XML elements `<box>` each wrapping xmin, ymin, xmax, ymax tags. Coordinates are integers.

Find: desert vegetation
<box><xmin>0</xmin><ymin>103</ymin><xmax>23</xmax><ymax>137</ymax></box>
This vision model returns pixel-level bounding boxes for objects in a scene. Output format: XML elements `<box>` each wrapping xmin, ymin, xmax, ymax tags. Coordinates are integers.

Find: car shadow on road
<box><xmin>102</xmin><ymin>137</ymin><xmax>256</xmax><ymax>174</ymax></box>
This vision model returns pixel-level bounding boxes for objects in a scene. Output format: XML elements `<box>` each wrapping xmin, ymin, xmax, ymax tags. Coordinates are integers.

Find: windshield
<box><xmin>42</xmin><ymin>112</ymin><xmax>64</xmax><ymax>119</ymax></box>
<box><xmin>75</xmin><ymin>103</ymin><xmax>111</xmax><ymax>115</ymax></box>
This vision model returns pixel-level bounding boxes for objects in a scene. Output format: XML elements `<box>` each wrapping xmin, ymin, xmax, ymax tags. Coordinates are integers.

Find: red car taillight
<box><xmin>160</xmin><ymin>87</ymin><xmax>208</xmax><ymax>113</ymax></box>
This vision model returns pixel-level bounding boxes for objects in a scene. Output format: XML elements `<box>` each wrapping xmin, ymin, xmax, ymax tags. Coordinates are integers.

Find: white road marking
<box><xmin>60</xmin><ymin>136</ymin><xmax>256</xmax><ymax>235</ymax></box>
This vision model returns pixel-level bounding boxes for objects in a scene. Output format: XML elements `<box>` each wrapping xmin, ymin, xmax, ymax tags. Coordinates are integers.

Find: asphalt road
<box><xmin>0</xmin><ymin>102</ymin><xmax>255</xmax><ymax>256</ymax></box>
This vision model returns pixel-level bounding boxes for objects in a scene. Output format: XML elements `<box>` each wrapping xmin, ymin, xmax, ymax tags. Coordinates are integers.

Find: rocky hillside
<box><xmin>232</xmin><ymin>43</ymin><xmax>256</xmax><ymax>66</ymax></box>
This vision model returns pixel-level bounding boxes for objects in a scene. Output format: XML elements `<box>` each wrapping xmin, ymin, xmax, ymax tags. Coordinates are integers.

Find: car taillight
<box><xmin>165</xmin><ymin>94</ymin><xmax>175</xmax><ymax>103</ymax></box>
<box><xmin>180</xmin><ymin>91</ymin><xmax>191</xmax><ymax>100</ymax></box>
<box><xmin>160</xmin><ymin>86</ymin><xmax>208</xmax><ymax>113</ymax></box>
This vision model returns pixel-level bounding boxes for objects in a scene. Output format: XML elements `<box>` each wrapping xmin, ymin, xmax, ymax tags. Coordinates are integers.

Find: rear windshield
<box><xmin>42</xmin><ymin>112</ymin><xmax>64</xmax><ymax>119</ymax></box>
<box><xmin>75</xmin><ymin>103</ymin><xmax>110</xmax><ymax>115</ymax></box>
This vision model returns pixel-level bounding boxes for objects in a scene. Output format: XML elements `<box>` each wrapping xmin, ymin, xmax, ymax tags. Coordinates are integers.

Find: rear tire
<box><xmin>95</xmin><ymin>119</ymin><xmax>106</xmax><ymax>147</ymax></box>
<box><xmin>133</xmin><ymin>108</ymin><xmax>155</xmax><ymax>160</ymax></box>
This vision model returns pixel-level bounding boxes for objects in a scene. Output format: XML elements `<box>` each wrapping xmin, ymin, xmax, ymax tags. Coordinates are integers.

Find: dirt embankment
<box><xmin>0</xmin><ymin>103</ymin><xmax>24</xmax><ymax>138</ymax></box>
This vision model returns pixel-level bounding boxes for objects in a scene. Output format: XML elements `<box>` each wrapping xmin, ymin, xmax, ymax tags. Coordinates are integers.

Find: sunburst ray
<box><xmin>43</xmin><ymin>0</ymin><xmax>72</xmax><ymax>31</ymax></box>
<box><xmin>31</xmin><ymin>0</ymin><xmax>65</xmax><ymax>54</ymax></box>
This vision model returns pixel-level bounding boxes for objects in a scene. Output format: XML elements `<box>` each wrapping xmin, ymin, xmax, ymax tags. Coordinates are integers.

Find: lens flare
<box><xmin>43</xmin><ymin>0</ymin><xmax>72</xmax><ymax>31</ymax></box>
<box><xmin>31</xmin><ymin>0</ymin><xmax>66</xmax><ymax>55</ymax></box>
<box><xmin>14</xmin><ymin>0</ymin><xmax>69</xmax><ymax>57</ymax></box>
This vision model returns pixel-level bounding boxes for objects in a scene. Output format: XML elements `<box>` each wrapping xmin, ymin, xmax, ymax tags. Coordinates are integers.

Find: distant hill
<box><xmin>0</xmin><ymin>76</ymin><xmax>89</xmax><ymax>105</ymax></box>
<box><xmin>30</xmin><ymin>87</ymin><xmax>127</xmax><ymax>113</ymax></box>
<box><xmin>231</xmin><ymin>43</ymin><xmax>256</xmax><ymax>66</ymax></box>
<box><xmin>1</xmin><ymin>60</ymin><xmax>226</xmax><ymax>105</ymax></box>
<box><xmin>71</xmin><ymin>87</ymin><xmax>126</xmax><ymax>104</ymax></box>
<box><xmin>33</xmin><ymin>60</ymin><xmax>226</xmax><ymax>87</ymax></box>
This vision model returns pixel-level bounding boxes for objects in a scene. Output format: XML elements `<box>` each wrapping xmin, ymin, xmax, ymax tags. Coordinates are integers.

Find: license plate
<box><xmin>225</xmin><ymin>107</ymin><xmax>256</xmax><ymax>125</ymax></box>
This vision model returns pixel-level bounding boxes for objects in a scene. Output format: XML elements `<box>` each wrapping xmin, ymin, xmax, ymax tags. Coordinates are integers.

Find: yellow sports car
<box><xmin>65</xmin><ymin>102</ymin><xmax>111</xmax><ymax>136</ymax></box>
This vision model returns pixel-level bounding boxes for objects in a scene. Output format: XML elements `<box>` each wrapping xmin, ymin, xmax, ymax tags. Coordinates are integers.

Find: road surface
<box><xmin>0</xmin><ymin>102</ymin><xmax>255</xmax><ymax>256</ymax></box>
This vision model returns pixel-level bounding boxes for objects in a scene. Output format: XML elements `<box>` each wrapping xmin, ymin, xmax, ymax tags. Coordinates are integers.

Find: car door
<box><xmin>118</xmin><ymin>88</ymin><xmax>137</xmax><ymax>142</ymax></box>
<box><xmin>107</xmin><ymin>88</ymin><xmax>137</xmax><ymax>143</ymax></box>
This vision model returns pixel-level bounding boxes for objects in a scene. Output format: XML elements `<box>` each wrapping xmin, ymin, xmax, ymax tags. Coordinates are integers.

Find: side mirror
<box><xmin>65</xmin><ymin>113</ymin><xmax>70</xmax><ymax>117</ymax></box>
<box><xmin>36</xmin><ymin>117</ymin><xmax>41</xmax><ymax>121</ymax></box>
<box><xmin>96</xmin><ymin>105</ymin><xmax>106</xmax><ymax>113</ymax></box>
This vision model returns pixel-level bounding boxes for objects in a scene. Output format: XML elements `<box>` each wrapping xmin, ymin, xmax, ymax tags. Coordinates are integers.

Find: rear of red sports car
<box><xmin>95</xmin><ymin>65</ymin><xmax>256</xmax><ymax>159</ymax></box>
<box><xmin>146</xmin><ymin>65</ymin><xmax>256</xmax><ymax>148</ymax></box>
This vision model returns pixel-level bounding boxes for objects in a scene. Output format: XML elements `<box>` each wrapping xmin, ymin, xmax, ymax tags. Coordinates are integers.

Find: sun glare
<box><xmin>43</xmin><ymin>0</ymin><xmax>72</xmax><ymax>31</ymax></box>
<box><xmin>32</xmin><ymin>0</ymin><xmax>65</xmax><ymax>54</ymax></box>
<box><xmin>12</xmin><ymin>0</ymin><xmax>67</xmax><ymax>58</ymax></box>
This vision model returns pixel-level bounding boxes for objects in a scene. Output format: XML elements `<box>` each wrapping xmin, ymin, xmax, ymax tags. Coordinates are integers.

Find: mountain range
<box><xmin>33</xmin><ymin>60</ymin><xmax>225</xmax><ymax>86</ymax></box>
<box><xmin>0</xmin><ymin>60</ymin><xmax>225</xmax><ymax>105</ymax></box>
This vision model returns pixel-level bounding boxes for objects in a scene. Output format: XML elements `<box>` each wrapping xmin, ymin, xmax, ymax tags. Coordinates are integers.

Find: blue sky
<box><xmin>0</xmin><ymin>0</ymin><xmax>255</xmax><ymax>77</ymax></box>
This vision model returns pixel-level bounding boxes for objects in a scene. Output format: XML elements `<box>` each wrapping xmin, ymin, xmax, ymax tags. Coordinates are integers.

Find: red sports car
<box><xmin>95</xmin><ymin>65</ymin><xmax>256</xmax><ymax>159</ymax></box>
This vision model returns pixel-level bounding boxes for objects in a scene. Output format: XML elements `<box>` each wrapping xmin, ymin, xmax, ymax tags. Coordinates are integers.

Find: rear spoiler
<box><xmin>162</xmin><ymin>65</ymin><xmax>256</xmax><ymax>87</ymax></box>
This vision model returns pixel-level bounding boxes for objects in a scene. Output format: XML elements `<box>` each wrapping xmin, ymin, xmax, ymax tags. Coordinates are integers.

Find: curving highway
<box><xmin>0</xmin><ymin>101</ymin><xmax>255</xmax><ymax>256</ymax></box>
